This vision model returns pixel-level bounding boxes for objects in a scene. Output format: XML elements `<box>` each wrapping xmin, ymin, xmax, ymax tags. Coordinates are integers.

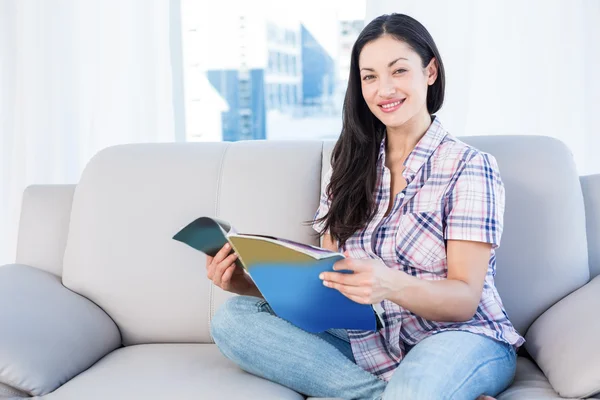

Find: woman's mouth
<box><xmin>378</xmin><ymin>99</ymin><xmax>405</xmax><ymax>113</ymax></box>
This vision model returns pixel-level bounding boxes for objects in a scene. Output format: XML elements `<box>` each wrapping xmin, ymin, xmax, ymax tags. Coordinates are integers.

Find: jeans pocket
<box><xmin>256</xmin><ymin>299</ymin><xmax>276</xmax><ymax>315</ymax></box>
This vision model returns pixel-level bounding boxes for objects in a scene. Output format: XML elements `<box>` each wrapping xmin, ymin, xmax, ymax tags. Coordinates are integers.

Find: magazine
<box><xmin>173</xmin><ymin>216</ymin><xmax>383</xmax><ymax>333</ymax></box>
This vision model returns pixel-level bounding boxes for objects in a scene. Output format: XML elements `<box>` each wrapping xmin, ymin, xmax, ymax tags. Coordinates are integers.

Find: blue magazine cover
<box><xmin>173</xmin><ymin>216</ymin><xmax>383</xmax><ymax>333</ymax></box>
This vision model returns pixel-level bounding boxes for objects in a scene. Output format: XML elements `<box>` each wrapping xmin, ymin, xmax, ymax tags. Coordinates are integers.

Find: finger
<box><xmin>323</xmin><ymin>280</ymin><xmax>371</xmax><ymax>298</ymax></box>
<box><xmin>206</xmin><ymin>256</ymin><xmax>215</xmax><ymax>279</ymax></box>
<box><xmin>332</xmin><ymin>259</ymin><xmax>352</xmax><ymax>271</ymax></box>
<box><xmin>214</xmin><ymin>243</ymin><xmax>233</xmax><ymax>263</ymax></box>
<box><xmin>214</xmin><ymin>254</ymin><xmax>236</xmax><ymax>286</ymax></box>
<box><xmin>320</xmin><ymin>271</ymin><xmax>363</xmax><ymax>287</ymax></box>
<box><xmin>220</xmin><ymin>264</ymin><xmax>237</xmax><ymax>290</ymax></box>
<box><xmin>213</xmin><ymin>253</ymin><xmax>238</xmax><ymax>287</ymax></box>
<box><xmin>332</xmin><ymin>286</ymin><xmax>371</xmax><ymax>304</ymax></box>
<box><xmin>333</xmin><ymin>259</ymin><xmax>368</xmax><ymax>272</ymax></box>
<box><xmin>209</xmin><ymin>244</ymin><xmax>233</xmax><ymax>280</ymax></box>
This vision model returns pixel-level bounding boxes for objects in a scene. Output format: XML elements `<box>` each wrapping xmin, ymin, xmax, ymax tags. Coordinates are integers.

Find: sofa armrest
<box><xmin>525</xmin><ymin>275</ymin><xmax>600</xmax><ymax>399</ymax></box>
<box><xmin>0</xmin><ymin>264</ymin><xmax>121</xmax><ymax>397</ymax></box>
<box><xmin>581</xmin><ymin>174</ymin><xmax>600</xmax><ymax>278</ymax></box>
<box><xmin>16</xmin><ymin>184</ymin><xmax>76</xmax><ymax>277</ymax></box>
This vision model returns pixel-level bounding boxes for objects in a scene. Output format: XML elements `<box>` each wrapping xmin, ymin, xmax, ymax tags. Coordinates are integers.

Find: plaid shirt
<box><xmin>312</xmin><ymin>117</ymin><xmax>525</xmax><ymax>381</ymax></box>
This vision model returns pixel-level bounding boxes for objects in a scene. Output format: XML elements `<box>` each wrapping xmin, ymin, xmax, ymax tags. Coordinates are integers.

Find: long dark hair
<box><xmin>312</xmin><ymin>13</ymin><xmax>446</xmax><ymax>248</ymax></box>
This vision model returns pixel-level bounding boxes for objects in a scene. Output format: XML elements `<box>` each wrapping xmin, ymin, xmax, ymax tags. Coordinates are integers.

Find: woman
<box><xmin>207</xmin><ymin>13</ymin><xmax>524</xmax><ymax>400</ymax></box>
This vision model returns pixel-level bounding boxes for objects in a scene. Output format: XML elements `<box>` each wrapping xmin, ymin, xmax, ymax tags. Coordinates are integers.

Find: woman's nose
<box><xmin>378</xmin><ymin>82</ymin><xmax>396</xmax><ymax>97</ymax></box>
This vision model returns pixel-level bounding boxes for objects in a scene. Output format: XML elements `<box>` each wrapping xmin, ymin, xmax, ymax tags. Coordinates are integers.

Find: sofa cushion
<box><xmin>525</xmin><ymin>275</ymin><xmax>600</xmax><ymax>398</ymax></box>
<box><xmin>16</xmin><ymin>184</ymin><xmax>75</xmax><ymax>277</ymax></box>
<box><xmin>305</xmin><ymin>358</ymin><xmax>573</xmax><ymax>400</ymax></box>
<box><xmin>42</xmin><ymin>344</ymin><xmax>304</xmax><ymax>400</ymax></box>
<box><xmin>62</xmin><ymin>142</ymin><xmax>324</xmax><ymax>345</ymax></box>
<box><xmin>0</xmin><ymin>382</ymin><xmax>27</xmax><ymax>398</ymax></box>
<box><xmin>456</xmin><ymin>136</ymin><xmax>589</xmax><ymax>334</ymax></box>
<box><xmin>496</xmin><ymin>357</ymin><xmax>579</xmax><ymax>400</ymax></box>
<box><xmin>581</xmin><ymin>174</ymin><xmax>600</xmax><ymax>278</ymax></box>
<box><xmin>0</xmin><ymin>264</ymin><xmax>120</xmax><ymax>397</ymax></box>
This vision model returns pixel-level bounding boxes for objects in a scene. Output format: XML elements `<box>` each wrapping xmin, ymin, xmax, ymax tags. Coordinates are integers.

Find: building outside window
<box><xmin>180</xmin><ymin>0</ymin><xmax>366</xmax><ymax>141</ymax></box>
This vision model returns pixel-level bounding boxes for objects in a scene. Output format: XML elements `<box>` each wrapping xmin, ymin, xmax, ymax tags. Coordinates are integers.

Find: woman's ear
<box><xmin>426</xmin><ymin>58</ymin><xmax>438</xmax><ymax>86</ymax></box>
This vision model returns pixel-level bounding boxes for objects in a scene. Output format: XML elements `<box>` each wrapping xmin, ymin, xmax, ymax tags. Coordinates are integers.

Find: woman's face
<box><xmin>359</xmin><ymin>35</ymin><xmax>437</xmax><ymax>129</ymax></box>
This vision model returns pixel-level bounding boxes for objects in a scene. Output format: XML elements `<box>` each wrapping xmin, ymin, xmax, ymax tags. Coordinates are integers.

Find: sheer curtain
<box><xmin>0</xmin><ymin>0</ymin><xmax>177</xmax><ymax>265</ymax></box>
<box><xmin>367</xmin><ymin>0</ymin><xmax>600</xmax><ymax>174</ymax></box>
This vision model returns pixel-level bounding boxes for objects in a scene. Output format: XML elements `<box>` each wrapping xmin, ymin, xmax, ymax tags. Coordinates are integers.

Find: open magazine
<box><xmin>172</xmin><ymin>216</ymin><xmax>383</xmax><ymax>333</ymax></box>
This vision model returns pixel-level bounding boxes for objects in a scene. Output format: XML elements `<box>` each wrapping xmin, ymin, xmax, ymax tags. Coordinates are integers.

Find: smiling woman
<box><xmin>209</xmin><ymin>12</ymin><xmax>522</xmax><ymax>400</ymax></box>
<box><xmin>359</xmin><ymin>40</ymin><xmax>441</xmax><ymax>124</ymax></box>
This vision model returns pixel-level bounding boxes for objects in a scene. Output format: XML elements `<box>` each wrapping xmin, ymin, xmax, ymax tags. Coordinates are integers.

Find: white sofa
<box><xmin>1</xmin><ymin>137</ymin><xmax>600</xmax><ymax>399</ymax></box>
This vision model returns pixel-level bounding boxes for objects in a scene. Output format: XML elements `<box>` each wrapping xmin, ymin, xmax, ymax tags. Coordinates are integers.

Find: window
<box><xmin>180</xmin><ymin>0</ymin><xmax>366</xmax><ymax>141</ymax></box>
<box><xmin>275</xmin><ymin>52</ymin><xmax>283</xmax><ymax>74</ymax></box>
<box><xmin>278</xmin><ymin>84</ymin><xmax>284</xmax><ymax>107</ymax></box>
<box><xmin>268</xmin><ymin>51</ymin><xmax>274</xmax><ymax>72</ymax></box>
<box><xmin>287</xmin><ymin>84</ymin><xmax>294</xmax><ymax>105</ymax></box>
<box><xmin>282</xmin><ymin>53</ymin><xmax>288</xmax><ymax>74</ymax></box>
<box><xmin>290</xmin><ymin>55</ymin><xmax>296</xmax><ymax>76</ymax></box>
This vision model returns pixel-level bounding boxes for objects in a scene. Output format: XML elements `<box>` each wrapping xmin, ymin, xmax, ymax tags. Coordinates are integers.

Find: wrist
<box><xmin>385</xmin><ymin>268</ymin><xmax>411</xmax><ymax>304</ymax></box>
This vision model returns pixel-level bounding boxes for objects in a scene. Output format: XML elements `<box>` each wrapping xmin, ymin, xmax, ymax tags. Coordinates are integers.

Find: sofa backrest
<box><xmin>323</xmin><ymin>135</ymin><xmax>589</xmax><ymax>334</ymax></box>
<box><xmin>62</xmin><ymin>136</ymin><xmax>590</xmax><ymax>345</ymax></box>
<box><xmin>62</xmin><ymin>141</ymin><xmax>324</xmax><ymax>345</ymax></box>
<box><xmin>323</xmin><ymin>135</ymin><xmax>590</xmax><ymax>334</ymax></box>
<box><xmin>581</xmin><ymin>174</ymin><xmax>600</xmax><ymax>279</ymax></box>
<box><xmin>461</xmin><ymin>136</ymin><xmax>589</xmax><ymax>333</ymax></box>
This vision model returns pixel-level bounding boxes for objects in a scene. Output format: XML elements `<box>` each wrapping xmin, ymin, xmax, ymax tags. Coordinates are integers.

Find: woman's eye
<box><xmin>394</xmin><ymin>69</ymin><xmax>407</xmax><ymax>74</ymax></box>
<box><xmin>362</xmin><ymin>75</ymin><xmax>375</xmax><ymax>81</ymax></box>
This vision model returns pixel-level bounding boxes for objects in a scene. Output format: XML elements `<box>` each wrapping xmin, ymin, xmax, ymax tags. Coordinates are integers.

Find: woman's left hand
<box><xmin>319</xmin><ymin>251</ymin><xmax>399</xmax><ymax>304</ymax></box>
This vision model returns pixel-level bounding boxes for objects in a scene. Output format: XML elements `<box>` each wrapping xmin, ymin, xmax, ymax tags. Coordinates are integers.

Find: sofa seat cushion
<box><xmin>0</xmin><ymin>264</ymin><xmax>120</xmax><ymax>397</ymax></box>
<box><xmin>0</xmin><ymin>382</ymin><xmax>28</xmax><ymax>398</ymax></box>
<box><xmin>307</xmin><ymin>358</ymin><xmax>573</xmax><ymax>400</ymax></box>
<box><xmin>497</xmin><ymin>357</ymin><xmax>580</xmax><ymax>400</ymax></box>
<box><xmin>525</xmin><ymin>276</ymin><xmax>600</xmax><ymax>399</ymax></box>
<box><xmin>42</xmin><ymin>344</ymin><xmax>304</xmax><ymax>400</ymax></box>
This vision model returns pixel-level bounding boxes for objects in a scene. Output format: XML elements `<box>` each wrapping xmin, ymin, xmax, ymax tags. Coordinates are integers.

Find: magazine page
<box><xmin>229</xmin><ymin>233</ymin><xmax>343</xmax><ymax>260</ymax></box>
<box><xmin>173</xmin><ymin>217</ymin><xmax>246</xmax><ymax>270</ymax></box>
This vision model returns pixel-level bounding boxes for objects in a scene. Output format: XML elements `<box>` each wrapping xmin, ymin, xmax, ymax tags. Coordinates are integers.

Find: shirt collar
<box><xmin>377</xmin><ymin>116</ymin><xmax>447</xmax><ymax>180</ymax></box>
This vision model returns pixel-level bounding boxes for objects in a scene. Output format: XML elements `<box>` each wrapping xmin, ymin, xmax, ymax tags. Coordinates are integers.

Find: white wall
<box><xmin>0</xmin><ymin>0</ymin><xmax>176</xmax><ymax>265</ymax></box>
<box><xmin>367</xmin><ymin>0</ymin><xmax>600</xmax><ymax>174</ymax></box>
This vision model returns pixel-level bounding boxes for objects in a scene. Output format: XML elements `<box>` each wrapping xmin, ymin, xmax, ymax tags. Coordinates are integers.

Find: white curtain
<box><xmin>0</xmin><ymin>0</ymin><xmax>177</xmax><ymax>265</ymax></box>
<box><xmin>367</xmin><ymin>0</ymin><xmax>600</xmax><ymax>175</ymax></box>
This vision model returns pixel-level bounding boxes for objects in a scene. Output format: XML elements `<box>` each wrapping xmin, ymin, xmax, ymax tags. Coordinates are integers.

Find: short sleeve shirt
<box><xmin>312</xmin><ymin>117</ymin><xmax>525</xmax><ymax>381</ymax></box>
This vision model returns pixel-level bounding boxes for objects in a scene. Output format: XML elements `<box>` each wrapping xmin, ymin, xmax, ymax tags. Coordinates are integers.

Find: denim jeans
<box><xmin>210</xmin><ymin>295</ymin><xmax>517</xmax><ymax>400</ymax></box>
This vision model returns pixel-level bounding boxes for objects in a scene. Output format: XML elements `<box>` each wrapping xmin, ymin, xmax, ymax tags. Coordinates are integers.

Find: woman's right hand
<box><xmin>206</xmin><ymin>243</ymin><xmax>260</xmax><ymax>297</ymax></box>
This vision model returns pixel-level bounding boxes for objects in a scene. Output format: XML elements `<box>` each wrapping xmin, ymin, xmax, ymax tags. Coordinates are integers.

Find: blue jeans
<box><xmin>210</xmin><ymin>295</ymin><xmax>517</xmax><ymax>400</ymax></box>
